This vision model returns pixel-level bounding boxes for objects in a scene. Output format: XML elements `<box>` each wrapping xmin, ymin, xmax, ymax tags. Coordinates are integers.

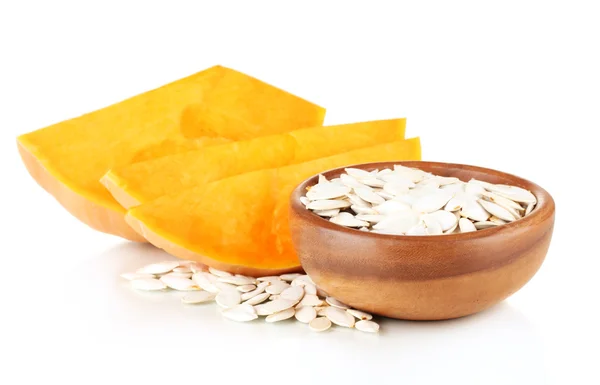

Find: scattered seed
<box><xmin>237</xmin><ymin>284</ymin><xmax>256</xmax><ymax>293</ymax></box>
<box><xmin>459</xmin><ymin>217</ymin><xmax>477</xmax><ymax>233</ymax></box>
<box><xmin>159</xmin><ymin>275</ymin><xmax>198</xmax><ymax>291</ymax></box>
<box><xmin>265</xmin><ymin>281</ymin><xmax>290</xmax><ymax>295</ymax></box>
<box><xmin>254</xmin><ymin>299</ymin><xmax>297</xmax><ymax>316</ymax></box>
<box><xmin>242</xmin><ymin>292</ymin><xmax>270</xmax><ymax>306</ymax></box>
<box><xmin>215</xmin><ymin>290</ymin><xmax>241</xmax><ymax>309</ymax></box>
<box><xmin>257</xmin><ymin>276</ymin><xmax>281</xmax><ymax>283</ymax></box>
<box><xmin>265</xmin><ymin>308</ymin><xmax>296</xmax><ymax>323</ymax></box>
<box><xmin>240</xmin><ymin>284</ymin><xmax>267</xmax><ymax>301</ymax></box>
<box><xmin>218</xmin><ymin>275</ymin><xmax>256</xmax><ymax>286</ymax></box>
<box><xmin>326</xmin><ymin>297</ymin><xmax>350</xmax><ymax>309</ymax></box>
<box><xmin>299</xmin><ymin>294</ymin><xmax>323</xmax><ymax>307</ymax></box>
<box><xmin>303</xmin><ymin>283</ymin><xmax>317</xmax><ymax>295</ymax></box>
<box><xmin>347</xmin><ymin>309</ymin><xmax>373</xmax><ymax>320</ymax></box>
<box><xmin>181</xmin><ymin>291</ymin><xmax>216</xmax><ymax>304</ymax></box>
<box><xmin>295</xmin><ymin>306</ymin><xmax>317</xmax><ymax>323</ymax></box>
<box><xmin>325</xmin><ymin>307</ymin><xmax>355</xmax><ymax>328</ymax></box>
<box><xmin>355</xmin><ymin>320</ymin><xmax>380</xmax><ymax>333</ymax></box>
<box><xmin>192</xmin><ymin>272</ymin><xmax>219</xmax><ymax>293</ymax></box>
<box><xmin>280</xmin><ymin>273</ymin><xmax>303</xmax><ymax>282</ymax></box>
<box><xmin>280</xmin><ymin>286</ymin><xmax>304</xmax><ymax>302</ymax></box>
<box><xmin>208</xmin><ymin>267</ymin><xmax>232</xmax><ymax>277</ymax></box>
<box><xmin>173</xmin><ymin>266</ymin><xmax>192</xmax><ymax>274</ymax></box>
<box><xmin>309</xmin><ymin>317</ymin><xmax>332</xmax><ymax>332</ymax></box>
<box><xmin>136</xmin><ymin>261</ymin><xmax>179</xmax><ymax>275</ymax></box>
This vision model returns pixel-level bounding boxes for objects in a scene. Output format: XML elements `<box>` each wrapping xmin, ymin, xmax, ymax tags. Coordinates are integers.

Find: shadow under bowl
<box><xmin>289</xmin><ymin>161</ymin><xmax>555</xmax><ymax>321</ymax></box>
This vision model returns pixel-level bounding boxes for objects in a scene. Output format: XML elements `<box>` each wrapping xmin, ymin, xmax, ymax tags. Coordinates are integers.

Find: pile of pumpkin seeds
<box><xmin>121</xmin><ymin>261</ymin><xmax>379</xmax><ymax>333</ymax></box>
<box><xmin>301</xmin><ymin>165</ymin><xmax>537</xmax><ymax>235</ymax></box>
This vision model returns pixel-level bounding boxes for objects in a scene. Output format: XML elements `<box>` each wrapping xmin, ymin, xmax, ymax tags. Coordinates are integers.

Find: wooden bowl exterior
<box><xmin>289</xmin><ymin>161</ymin><xmax>555</xmax><ymax>321</ymax></box>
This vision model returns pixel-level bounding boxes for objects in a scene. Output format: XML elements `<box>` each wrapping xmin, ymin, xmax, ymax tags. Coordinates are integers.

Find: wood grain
<box><xmin>289</xmin><ymin>161</ymin><xmax>555</xmax><ymax>320</ymax></box>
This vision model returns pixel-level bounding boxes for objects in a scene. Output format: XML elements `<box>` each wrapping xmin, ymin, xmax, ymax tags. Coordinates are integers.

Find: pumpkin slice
<box><xmin>180</xmin><ymin>69</ymin><xmax>326</xmax><ymax>140</ymax></box>
<box><xmin>17</xmin><ymin>65</ymin><xmax>325</xmax><ymax>241</ymax></box>
<box><xmin>126</xmin><ymin>138</ymin><xmax>421</xmax><ymax>276</ymax></box>
<box><xmin>102</xmin><ymin>118</ymin><xmax>406</xmax><ymax>209</ymax></box>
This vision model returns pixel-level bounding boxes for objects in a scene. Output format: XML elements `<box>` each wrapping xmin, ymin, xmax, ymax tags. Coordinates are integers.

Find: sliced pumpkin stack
<box><xmin>17</xmin><ymin>65</ymin><xmax>325</xmax><ymax>241</ymax></box>
<box><xmin>17</xmin><ymin>64</ymin><xmax>423</xmax><ymax>275</ymax></box>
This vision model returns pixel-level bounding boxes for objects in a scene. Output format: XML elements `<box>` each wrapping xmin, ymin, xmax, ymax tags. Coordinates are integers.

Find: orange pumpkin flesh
<box><xmin>102</xmin><ymin>118</ymin><xmax>406</xmax><ymax>209</ymax></box>
<box><xmin>16</xmin><ymin>65</ymin><xmax>325</xmax><ymax>241</ymax></box>
<box><xmin>126</xmin><ymin>138</ymin><xmax>421</xmax><ymax>276</ymax></box>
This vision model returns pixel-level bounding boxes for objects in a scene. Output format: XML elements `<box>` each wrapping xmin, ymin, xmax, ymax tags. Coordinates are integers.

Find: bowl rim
<box><xmin>289</xmin><ymin>160</ymin><xmax>555</xmax><ymax>241</ymax></box>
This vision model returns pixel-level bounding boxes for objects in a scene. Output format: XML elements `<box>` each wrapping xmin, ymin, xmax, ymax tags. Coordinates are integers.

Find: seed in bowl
<box><xmin>301</xmin><ymin>165</ymin><xmax>537</xmax><ymax>235</ymax></box>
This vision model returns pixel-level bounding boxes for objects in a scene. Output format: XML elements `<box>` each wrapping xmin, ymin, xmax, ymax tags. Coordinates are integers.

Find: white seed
<box><xmin>265</xmin><ymin>308</ymin><xmax>295</xmax><ymax>323</ymax></box>
<box><xmin>303</xmin><ymin>283</ymin><xmax>317</xmax><ymax>295</ymax></box>
<box><xmin>181</xmin><ymin>291</ymin><xmax>216</xmax><ymax>304</ymax></box>
<box><xmin>280</xmin><ymin>273</ymin><xmax>302</xmax><ymax>282</ymax></box>
<box><xmin>269</xmin><ymin>295</ymin><xmax>280</xmax><ymax>300</ymax></box>
<box><xmin>257</xmin><ymin>276</ymin><xmax>281</xmax><ymax>283</ymax></box>
<box><xmin>372</xmin><ymin>200</ymin><xmax>411</xmax><ymax>215</ymax></box>
<box><xmin>466</xmin><ymin>180</ymin><xmax>491</xmax><ymax>195</ymax></box>
<box><xmin>372</xmin><ymin>210</ymin><xmax>420</xmax><ymax>234</ymax></box>
<box><xmin>306</xmin><ymin>183</ymin><xmax>351</xmax><ymax>200</ymax></box>
<box><xmin>489</xmin><ymin>215</ymin><xmax>507</xmax><ymax>225</ymax></box>
<box><xmin>441</xmin><ymin>182</ymin><xmax>465</xmax><ymax>194</ymax></box>
<box><xmin>208</xmin><ymin>267</ymin><xmax>232</xmax><ymax>277</ymax></box>
<box><xmin>460</xmin><ymin>199</ymin><xmax>490</xmax><ymax>222</ymax></box>
<box><xmin>412</xmin><ymin>189</ymin><xmax>453</xmax><ymax>213</ymax></box>
<box><xmin>355</xmin><ymin>320</ymin><xmax>380</xmax><ymax>333</ymax></box>
<box><xmin>486</xmin><ymin>184</ymin><xmax>537</xmax><ymax>203</ymax></box>
<box><xmin>326</xmin><ymin>297</ymin><xmax>350</xmax><ymax>309</ymax></box>
<box><xmin>307</xmin><ymin>199</ymin><xmax>351</xmax><ymax>211</ymax></box>
<box><xmin>354</xmin><ymin>187</ymin><xmax>385</xmax><ymax>205</ymax></box>
<box><xmin>459</xmin><ymin>218</ymin><xmax>477</xmax><ymax>233</ymax></box>
<box><xmin>318</xmin><ymin>174</ymin><xmax>329</xmax><ymax>184</ymax></box>
<box><xmin>159</xmin><ymin>275</ymin><xmax>198</xmax><ymax>291</ymax></box>
<box><xmin>136</xmin><ymin>261</ymin><xmax>179</xmax><ymax>275</ymax></box>
<box><xmin>131</xmin><ymin>278</ymin><xmax>167</xmax><ymax>291</ymax></box>
<box><xmin>325</xmin><ymin>307</ymin><xmax>355</xmax><ymax>328</ymax></box>
<box><xmin>427</xmin><ymin>210</ymin><xmax>458</xmax><ymax>232</ymax></box>
<box><xmin>377</xmin><ymin>191</ymin><xmax>395</xmax><ymax>200</ymax></box>
<box><xmin>473</xmin><ymin>221</ymin><xmax>500</xmax><ymax>230</ymax></box>
<box><xmin>280</xmin><ymin>286</ymin><xmax>305</xmax><ymax>302</ymax></box>
<box><xmin>265</xmin><ymin>281</ymin><xmax>290</xmax><ymax>295</ymax></box>
<box><xmin>316</xmin><ymin>306</ymin><xmax>329</xmax><ymax>317</ymax></box>
<box><xmin>291</xmin><ymin>275</ymin><xmax>315</xmax><ymax>287</ymax></box>
<box><xmin>192</xmin><ymin>272</ymin><xmax>219</xmax><ymax>293</ymax></box>
<box><xmin>217</xmin><ymin>275</ymin><xmax>256</xmax><ymax>286</ymax></box>
<box><xmin>294</xmin><ymin>306</ymin><xmax>317</xmax><ymax>323</ymax></box>
<box><xmin>525</xmin><ymin>202</ymin><xmax>535</xmax><ymax>215</ymax></box>
<box><xmin>344</xmin><ymin>167</ymin><xmax>374</xmax><ymax>180</ymax></box>
<box><xmin>351</xmin><ymin>205</ymin><xmax>378</xmax><ymax>215</ymax></box>
<box><xmin>298</xmin><ymin>294</ymin><xmax>324</xmax><ymax>307</ymax></box>
<box><xmin>421</xmin><ymin>214</ymin><xmax>443</xmax><ymax>235</ymax></box>
<box><xmin>347</xmin><ymin>309</ymin><xmax>373</xmax><ymax>320</ymax></box>
<box><xmin>435</xmin><ymin>176</ymin><xmax>460</xmax><ymax>186</ymax></box>
<box><xmin>300</xmin><ymin>196</ymin><xmax>310</xmax><ymax>206</ymax></box>
<box><xmin>172</xmin><ymin>266</ymin><xmax>192</xmax><ymax>274</ymax></box>
<box><xmin>360</xmin><ymin>177</ymin><xmax>385</xmax><ymax>188</ymax></box>
<box><xmin>215</xmin><ymin>290</ymin><xmax>241</xmax><ymax>309</ymax></box>
<box><xmin>242</xmin><ymin>292</ymin><xmax>270</xmax><ymax>306</ymax></box>
<box><xmin>309</xmin><ymin>317</ymin><xmax>332</xmax><ymax>332</ymax></box>
<box><xmin>314</xmin><ymin>209</ymin><xmax>340</xmax><ymax>217</ymax></box>
<box><xmin>222</xmin><ymin>304</ymin><xmax>258</xmax><ymax>322</ymax></box>
<box><xmin>120</xmin><ymin>273</ymin><xmax>155</xmax><ymax>281</ymax></box>
<box><xmin>340</xmin><ymin>174</ymin><xmax>367</xmax><ymax>189</ymax></box>
<box><xmin>215</xmin><ymin>281</ymin><xmax>237</xmax><ymax>292</ymax></box>
<box><xmin>481</xmin><ymin>191</ymin><xmax>525</xmax><ymax>212</ymax></box>
<box><xmin>254</xmin><ymin>299</ymin><xmax>298</xmax><ymax>316</ymax></box>
<box><xmin>406</xmin><ymin>223</ymin><xmax>428</xmax><ymax>235</ymax></box>
<box><xmin>189</xmin><ymin>263</ymin><xmax>207</xmax><ymax>274</ymax></box>
<box><xmin>383</xmin><ymin>181</ymin><xmax>411</xmax><ymax>196</ymax></box>
<box><xmin>478</xmin><ymin>199</ymin><xmax>517</xmax><ymax>222</ymax></box>
<box><xmin>330</xmin><ymin>213</ymin><xmax>369</xmax><ymax>228</ymax></box>
<box><xmin>161</xmin><ymin>272</ymin><xmax>193</xmax><ymax>279</ymax></box>
<box><xmin>237</xmin><ymin>284</ymin><xmax>256</xmax><ymax>293</ymax></box>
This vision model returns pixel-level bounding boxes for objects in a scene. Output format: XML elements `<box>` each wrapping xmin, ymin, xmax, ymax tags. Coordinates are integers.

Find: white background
<box><xmin>1</xmin><ymin>1</ymin><xmax>598</xmax><ymax>384</ymax></box>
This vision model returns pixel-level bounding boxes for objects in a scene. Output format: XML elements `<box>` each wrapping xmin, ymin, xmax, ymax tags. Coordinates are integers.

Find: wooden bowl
<box><xmin>289</xmin><ymin>161</ymin><xmax>555</xmax><ymax>321</ymax></box>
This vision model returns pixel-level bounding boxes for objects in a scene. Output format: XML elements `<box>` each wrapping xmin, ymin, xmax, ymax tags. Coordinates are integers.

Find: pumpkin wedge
<box><xmin>17</xmin><ymin>65</ymin><xmax>325</xmax><ymax>241</ymax></box>
<box><xmin>102</xmin><ymin>118</ymin><xmax>406</xmax><ymax>209</ymax></box>
<box><xmin>126</xmin><ymin>138</ymin><xmax>421</xmax><ymax>276</ymax></box>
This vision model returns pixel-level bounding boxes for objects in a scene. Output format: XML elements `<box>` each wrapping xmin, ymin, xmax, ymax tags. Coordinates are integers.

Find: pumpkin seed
<box><xmin>326</xmin><ymin>297</ymin><xmax>350</xmax><ymax>309</ymax></box>
<box><xmin>265</xmin><ymin>308</ymin><xmax>296</xmax><ymax>323</ymax></box>
<box><xmin>295</xmin><ymin>306</ymin><xmax>317</xmax><ymax>323</ymax></box>
<box><xmin>347</xmin><ymin>309</ymin><xmax>373</xmax><ymax>320</ymax></box>
<box><xmin>237</xmin><ymin>284</ymin><xmax>256</xmax><ymax>293</ymax></box>
<box><xmin>136</xmin><ymin>261</ymin><xmax>179</xmax><ymax>275</ymax></box>
<box><xmin>181</xmin><ymin>291</ymin><xmax>216</xmax><ymax>304</ymax></box>
<box><xmin>459</xmin><ymin>217</ymin><xmax>477</xmax><ymax>233</ymax></box>
<box><xmin>307</xmin><ymin>199</ymin><xmax>351</xmax><ymax>211</ymax></box>
<box><xmin>280</xmin><ymin>286</ymin><xmax>305</xmax><ymax>302</ymax></box>
<box><xmin>325</xmin><ymin>307</ymin><xmax>355</xmax><ymax>328</ymax></box>
<box><xmin>355</xmin><ymin>320</ymin><xmax>380</xmax><ymax>333</ymax></box>
<box><xmin>242</xmin><ymin>292</ymin><xmax>270</xmax><ymax>306</ymax></box>
<box><xmin>159</xmin><ymin>275</ymin><xmax>199</xmax><ymax>291</ymax></box>
<box><xmin>265</xmin><ymin>281</ymin><xmax>290</xmax><ymax>295</ymax></box>
<box><xmin>215</xmin><ymin>290</ymin><xmax>241</xmax><ymax>309</ymax></box>
<box><xmin>217</xmin><ymin>275</ymin><xmax>256</xmax><ymax>286</ymax></box>
<box><xmin>254</xmin><ymin>299</ymin><xmax>297</xmax><ymax>316</ymax></box>
<box><xmin>208</xmin><ymin>267</ymin><xmax>232</xmax><ymax>277</ymax></box>
<box><xmin>309</xmin><ymin>317</ymin><xmax>332</xmax><ymax>332</ymax></box>
<box><xmin>192</xmin><ymin>272</ymin><xmax>219</xmax><ymax>293</ymax></box>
